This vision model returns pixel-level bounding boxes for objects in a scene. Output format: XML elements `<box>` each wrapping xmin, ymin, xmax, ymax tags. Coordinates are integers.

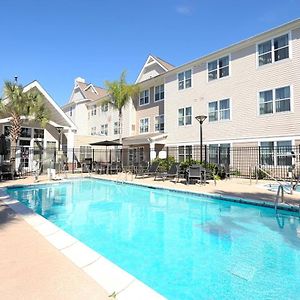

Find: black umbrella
<box><xmin>0</xmin><ymin>134</ymin><xmax>8</xmax><ymax>156</ymax></box>
<box><xmin>89</xmin><ymin>140</ymin><xmax>122</xmax><ymax>146</ymax></box>
<box><xmin>89</xmin><ymin>140</ymin><xmax>122</xmax><ymax>162</ymax></box>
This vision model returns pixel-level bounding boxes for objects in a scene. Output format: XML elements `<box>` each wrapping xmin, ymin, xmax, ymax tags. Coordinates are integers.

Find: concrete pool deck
<box><xmin>1</xmin><ymin>173</ymin><xmax>299</xmax><ymax>299</ymax></box>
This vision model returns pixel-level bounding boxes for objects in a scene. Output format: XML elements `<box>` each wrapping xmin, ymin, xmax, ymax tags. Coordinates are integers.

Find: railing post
<box><xmin>72</xmin><ymin>148</ymin><xmax>75</xmax><ymax>174</ymax></box>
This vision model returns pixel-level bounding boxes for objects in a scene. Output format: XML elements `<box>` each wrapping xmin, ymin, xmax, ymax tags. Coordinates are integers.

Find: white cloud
<box><xmin>175</xmin><ymin>5</ymin><xmax>192</xmax><ymax>15</ymax></box>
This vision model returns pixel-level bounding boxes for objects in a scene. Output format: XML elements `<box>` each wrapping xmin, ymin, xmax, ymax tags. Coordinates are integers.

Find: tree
<box><xmin>102</xmin><ymin>71</ymin><xmax>139</xmax><ymax>143</ymax></box>
<box><xmin>0</xmin><ymin>81</ymin><xmax>49</xmax><ymax>171</ymax></box>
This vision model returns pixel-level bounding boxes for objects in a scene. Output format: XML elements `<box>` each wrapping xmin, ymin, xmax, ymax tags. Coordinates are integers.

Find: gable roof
<box><xmin>23</xmin><ymin>80</ymin><xmax>76</xmax><ymax>130</ymax></box>
<box><xmin>135</xmin><ymin>54</ymin><xmax>175</xmax><ymax>83</ymax></box>
<box><xmin>76</xmin><ymin>82</ymin><xmax>107</xmax><ymax>100</ymax></box>
<box><xmin>152</xmin><ymin>55</ymin><xmax>175</xmax><ymax>71</ymax></box>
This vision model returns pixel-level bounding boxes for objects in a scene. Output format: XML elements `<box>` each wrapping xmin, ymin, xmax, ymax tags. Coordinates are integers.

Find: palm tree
<box><xmin>102</xmin><ymin>71</ymin><xmax>139</xmax><ymax>143</ymax></box>
<box><xmin>0</xmin><ymin>81</ymin><xmax>49</xmax><ymax>171</ymax></box>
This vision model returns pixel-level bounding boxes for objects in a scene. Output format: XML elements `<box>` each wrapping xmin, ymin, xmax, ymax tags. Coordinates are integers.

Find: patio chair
<box><xmin>155</xmin><ymin>163</ymin><xmax>180</xmax><ymax>182</ymax></box>
<box><xmin>135</xmin><ymin>161</ymin><xmax>159</xmax><ymax>178</ymax></box>
<box><xmin>187</xmin><ymin>164</ymin><xmax>206</xmax><ymax>184</ymax></box>
<box><xmin>0</xmin><ymin>163</ymin><xmax>14</xmax><ymax>180</ymax></box>
<box><xmin>109</xmin><ymin>162</ymin><xmax>121</xmax><ymax>174</ymax></box>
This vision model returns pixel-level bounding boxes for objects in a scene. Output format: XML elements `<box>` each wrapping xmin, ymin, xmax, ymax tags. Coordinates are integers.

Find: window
<box><xmin>70</xmin><ymin>106</ymin><xmax>73</xmax><ymax>116</ymax></box>
<box><xmin>101</xmin><ymin>103</ymin><xmax>108</xmax><ymax>112</ymax></box>
<box><xmin>178</xmin><ymin>69</ymin><xmax>192</xmax><ymax>90</ymax></box>
<box><xmin>209</xmin><ymin>144</ymin><xmax>230</xmax><ymax>165</ymax></box>
<box><xmin>91</xmin><ymin>105</ymin><xmax>97</xmax><ymax>116</ymax></box>
<box><xmin>139</xmin><ymin>118</ymin><xmax>149</xmax><ymax>133</ymax></box>
<box><xmin>259</xmin><ymin>86</ymin><xmax>290</xmax><ymax>115</ymax></box>
<box><xmin>155</xmin><ymin>84</ymin><xmax>164</xmax><ymax>101</ymax></box>
<box><xmin>114</xmin><ymin>122</ymin><xmax>120</xmax><ymax>135</ymax></box>
<box><xmin>100</xmin><ymin>124</ymin><xmax>108</xmax><ymax>136</ymax></box>
<box><xmin>208</xmin><ymin>99</ymin><xmax>230</xmax><ymax>122</ymax></box>
<box><xmin>20</xmin><ymin>128</ymin><xmax>32</xmax><ymax>138</ymax></box>
<box><xmin>178</xmin><ymin>107</ymin><xmax>192</xmax><ymax>126</ymax></box>
<box><xmin>258</xmin><ymin>34</ymin><xmax>289</xmax><ymax>66</ymax></box>
<box><xmin>34</xmin><ymin>129</ymin><xmax>44</xmax><ymax>139</ymax></box>
<box><xmin>139</xmin><ymin>90</ymin><xmax>149</xmax><ymax>106</ymax></box>
<box><xmin>208</xmin><ymin>56</ymin><xmax>229</xmax><ymax>81</ymax></box>
<box><xmin>260</xmin><ymin>141</ymin><xmax>292</xmax><ymax>166</ymax></box>
<box><xmin>178</xmin><ymin>145</ymin><xmax>192</xmax><ymax>162</ymax></box>
<box><xmin>91</xmin><ymin>127</ymin><xmax>97</xmax><ymax>135</ymax></box>
<box><xmin>128</xmin><ymin>147</ymin><xmax>144</xmax><ymax>165</ymax></box>
<box><xmin>155</xmin><ymin>115</ymin><xmax>164</xmax><ymax>132</ymax></box>
<box><xmin>80</xmin><ymin>146</ymin><xmax>92</xmax><ymax>162</ymax></box>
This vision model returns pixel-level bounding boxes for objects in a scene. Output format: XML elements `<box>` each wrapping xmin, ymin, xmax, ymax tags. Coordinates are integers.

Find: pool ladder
<box><xmin>274</xmin><ymin>185</ymin><xmax>284</xmax><ymax>214</ymax></box>
<box><xmin>275</xmin><ymin>185</ymin><xmax>300</xmax><ymax>216</ymax></box>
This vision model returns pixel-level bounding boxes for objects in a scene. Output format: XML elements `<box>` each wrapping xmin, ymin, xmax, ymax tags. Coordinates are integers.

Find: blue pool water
<box><xmin>7</xmin><ymin>179</ymin><xmax>300</xmax><ymax>300</ymax></box>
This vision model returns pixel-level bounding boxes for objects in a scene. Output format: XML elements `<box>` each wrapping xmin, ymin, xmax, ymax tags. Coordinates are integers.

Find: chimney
<box><xmin>74</xmin><ymin>77</ymin><xmax>85</xmax><ymax>85</ymax></box>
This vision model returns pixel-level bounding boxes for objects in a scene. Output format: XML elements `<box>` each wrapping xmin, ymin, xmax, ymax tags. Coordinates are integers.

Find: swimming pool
<box><xmin>7</xmin><ymin>178</ymin><xmax>300</xmax><ymax>299</ymax></box>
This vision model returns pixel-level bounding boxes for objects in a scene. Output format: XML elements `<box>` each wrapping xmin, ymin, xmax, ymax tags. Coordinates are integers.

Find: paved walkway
<box><xmin>0</xmin><ymin>199</ymin><xmax>109</xmax><ymax>300</ymax></box>
<box><xmin>0</xmin><ymin>173</ymin><xmax>299</xmax><ymax>299</ymax></box>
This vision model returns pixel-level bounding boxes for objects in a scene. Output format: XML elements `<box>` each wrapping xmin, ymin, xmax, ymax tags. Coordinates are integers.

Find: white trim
<box><xmin>84</xmin><ymin>84</ymin><xmax>98</xmax><ymax>95</ymax></box>
<box><xmin>139</xmin><ymin>89</ymin><xmax>150</xmax><ymax>106</ymax></box>
<box><xmin>154</xmin><ymin>114</ymin><xmax>165</xmax><ymax>133</ymax></box>
<box><xmin>135</xmin><ymin>55</ymin><xmax>170</xmax><ymax>84</ymax></box>
<box><xmin>257</xmin><ymin>85</ymin><xmax>292</xmax><ymax>116</ymax></box>
<box><xmin>177</xmin><ymin>68</ymin><xmax>193</xmax><ymax>91</ymax></box>
<box><xmin>177</xmin><ymin>106</ymin><xmax>193</xmax><ymax>127</ymax></box>
<box><xmin>139</xmin><ymin>117</ymin><xmax>150</xmax><ymax>134</ymax></box>
<box><xmin>256</xmin><ymin>31</ymin><xmax>291</xmax><ymax>69</ymax></box>
<box><xmin>23</xmin><ymin>81</ymin><xmax>77</xmax><ymax>130</ymax></box>
<box><xmin>206</xmin><ymin>54</ymin><xmax>231</xmax><ymax>83</ymax></box>
<box><xmin>154</xmin><ymin>84</ymin><xmax>165</xmax><ymax>102</ymax></box>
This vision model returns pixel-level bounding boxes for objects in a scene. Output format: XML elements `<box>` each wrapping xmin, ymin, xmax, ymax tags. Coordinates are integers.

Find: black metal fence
<box><xmin>1</xmin><ymin>145</ymin><xmax>299</xmax><ymax>180</ymax></box>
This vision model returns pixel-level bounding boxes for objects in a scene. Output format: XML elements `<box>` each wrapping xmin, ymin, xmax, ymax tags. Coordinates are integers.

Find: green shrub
<box><xmin>152</xmin><ymin>156</ymin><xmax>176</xmax><ymax>172</ymax></box>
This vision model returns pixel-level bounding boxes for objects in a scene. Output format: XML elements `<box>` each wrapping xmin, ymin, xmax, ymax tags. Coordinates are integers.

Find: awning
<box><xmin>122</xmin><ymin>133</ymin><xmax>168</xmax><ymax>146</ymax></box>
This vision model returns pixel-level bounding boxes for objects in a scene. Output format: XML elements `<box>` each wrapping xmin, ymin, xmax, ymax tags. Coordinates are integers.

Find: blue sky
<box><xmin>0</xmin><ymin>0</ymin><xmax>299</xmax><ymax>105</ymax></box>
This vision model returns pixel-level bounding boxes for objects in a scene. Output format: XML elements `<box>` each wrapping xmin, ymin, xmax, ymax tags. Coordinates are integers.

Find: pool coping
<box><xmin>94</xmin><ymin>176</ymin><xmax>300</xmax><ymax>214</ymax></box>
<box><xmin>0</xmin><ymin>186</ymin><xmax>166</xmax><ymax>300</ymax></box>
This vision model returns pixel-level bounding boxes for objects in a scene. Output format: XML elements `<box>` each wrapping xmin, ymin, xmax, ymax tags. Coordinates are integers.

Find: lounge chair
<box><xmin>187</xmin><ymin>164</ymin><xmax>206</xmax><ymax>184</ymax></box>
<box><xmin>135</xmin><ymin>161</ymin><xmax>159</xmax><ymax>178</ymax></box>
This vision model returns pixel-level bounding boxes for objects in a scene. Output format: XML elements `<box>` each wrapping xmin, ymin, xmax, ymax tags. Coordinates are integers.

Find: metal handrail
<box><xmin>253</xmin><ymin>165</ymin><xmax>292</xmax><ymax>194</ymax></box>
<box><xmin>275</xmin><ymin>185</ymin><xmax>284</xmax><ymax>213</ymax></box>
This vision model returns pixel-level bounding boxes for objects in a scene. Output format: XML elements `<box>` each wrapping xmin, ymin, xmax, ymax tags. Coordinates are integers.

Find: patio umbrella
<box><xmin>0</xmin><ymin>134</ymin><xmax>8</xmax><ymax>156</ymax></box>
<box><xmin>89</xmin><ymin>140</ymin><xmax>122</xmax><ymax>162</ymax></box>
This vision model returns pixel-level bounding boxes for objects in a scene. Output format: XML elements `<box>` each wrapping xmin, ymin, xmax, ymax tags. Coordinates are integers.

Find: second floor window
<box><xmin>208</xmin><ymin>99</ymin><xmax>230</xmax><ymax>122</ymax></box>
<box><xmin>101</xmin><ymin>124</ymin><xmax>108</xmax><ymax>135</ymax></box>
<box><xmin>101</xmin><ymin>103</ymin><xmax>108</xmax><ymax>112</ymax></box>
<box><xmin>139</xmin><ymin>90</ymin><xmax>149</xmax><ymax>106</ymax></box>
<box><xmin>178</xmin><ymin>69</ymin><xmax>192</xmax><ymax>90</ymax></box>
<box><xmin>91</xmin><ymin>105</ymin><xmax>97</xmax><ymax>116</ymax></box>
<box><xmin>140</xmin><ymin>118</ymin><xmax>149</xmax><ymax>133</ymax></box>
<box><xmin>178</xmin><ymin>107</ymin><xmax>192</xmax><ymax>126</ymax></box>
<box><xmin>155</xmin><ymin>115</ymin><xmax>164</xmax><ymax>132</ymax></box>
<box><xmin>208</xmin><ymin>56</ymin><xmax>229</xmax><ymax>81</ymax></box>
<box><xmin>70</xmin><ymin>106</ymin><xmax>73</xmax><ymax>116</ymax></box>
<box><xmin>259</xmin><ymin>86</ymin><xmax>290</xmax><ymax>115</ymax></box>
<box><xmin>258</xmin><ymin>34</ymin><xmax>289</xmax><ymax>66</ymax></box>
<box><xmin>155</xmin><ymin>84</ymin><xmax>164</xmax><ymax>101</ymax></box>
<box><xmin>114</xmin><ymin>122</ymin><xmax>120</xmax><ymax>135</ymax></box>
